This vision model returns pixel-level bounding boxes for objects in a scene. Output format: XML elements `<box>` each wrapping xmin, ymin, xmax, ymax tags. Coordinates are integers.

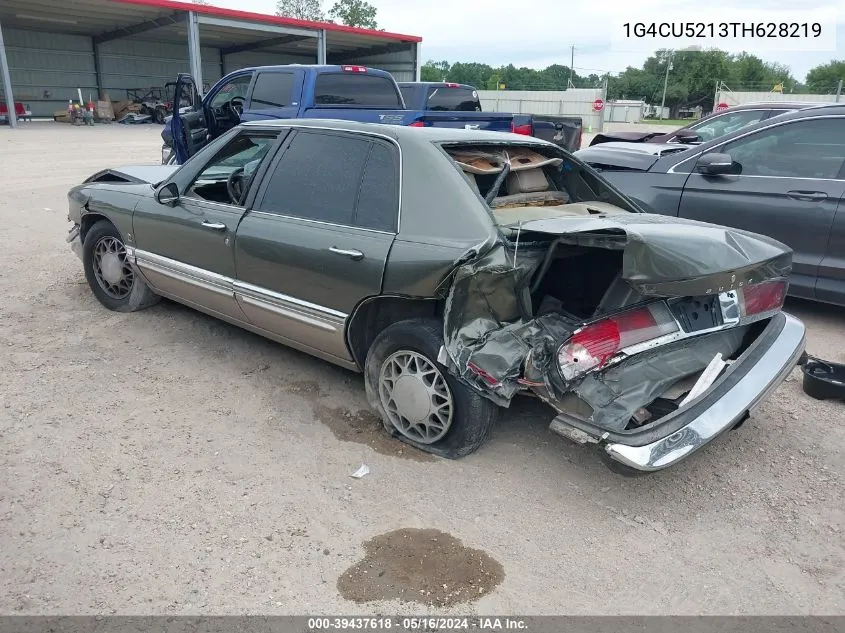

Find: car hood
<box><xmin>514</xmin><ymin>212</ymin><xmax>793</xmax><ymax>297</ymax></box>
<box><xmin>83</xmin><ymin>164</ymin><xmax>179</xmax><ymax>185</ymax></box>
<box><xmin>574</xmin><ymin>142</ymin><xmax>695</xmax><ymax>172</ymax></box>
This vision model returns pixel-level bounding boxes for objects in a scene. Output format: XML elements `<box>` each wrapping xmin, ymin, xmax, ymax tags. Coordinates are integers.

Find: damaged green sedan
<box><xmin>66</xmin><ymin>120</ymin><xmax>806</xmax><ymax>473</ymax></box>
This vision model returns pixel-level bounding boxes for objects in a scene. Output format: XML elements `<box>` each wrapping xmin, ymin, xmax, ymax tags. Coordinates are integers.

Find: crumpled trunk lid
<box><xmin>516</xmin><ymin>213</ymin><xmax>792</xmax><ymax>297</ymax></box>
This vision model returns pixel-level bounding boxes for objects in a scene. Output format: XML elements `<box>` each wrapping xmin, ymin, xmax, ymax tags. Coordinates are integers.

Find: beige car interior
<box><xmin>446</xmin><ymin>146</ymin><xmax>628</xmax><ymax>224</ymax></box>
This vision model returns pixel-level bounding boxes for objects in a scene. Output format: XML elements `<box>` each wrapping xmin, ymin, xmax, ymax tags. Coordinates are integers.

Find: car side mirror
<box><xmin>156</xmin><ymin>182</ymin><xmax>180</xmax><ymax>205</ymax></box>
<box><xmin>696</xmin><ymin>152</ymin><xmax>734</xmax><ymax>175</ymax></box>
<box><xmin>675</xmin><ymin>131</ymin><xmax>700</xmax><ymax>143</ymax></box>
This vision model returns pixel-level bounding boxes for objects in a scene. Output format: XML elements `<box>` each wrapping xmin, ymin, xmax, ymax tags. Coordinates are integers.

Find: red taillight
<box><xmin>739</xmin><ymin>280</ymin><xmax>787</xmax><ymax>317</ymax></box>
<box><xmin>342</xmin><ymin>65</ymin><xmax>367</xmax><ymax>73</ymax></box>
<box><xmin>467</xmin><ymin>361</ymin><xmax>500</xmax><ymax>386</ymax></box>
<box><xmin>408</xmin><ymin>120</ymin><xmax>425</xmax><ymax>127</ymax></box>
<box><xmin>558</xmin><ymin>303</ymin><xmax>679</xmax><ymax>381</ymax></box>
<box><xmin>511</xmin><ymin>121</ymin><xmax>533</xmax><ymax>136</ymax></box>
<box><xmin>445</xmin><ymin>82</ymin><xmax>460</xmax><ymax>88</ymax></box>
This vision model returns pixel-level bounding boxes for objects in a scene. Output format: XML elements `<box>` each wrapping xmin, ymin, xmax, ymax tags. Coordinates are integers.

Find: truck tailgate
<box><xmin>530</xmin><ymin>115</ymin><xmax>583</xmax><ymax>152</ymax></box>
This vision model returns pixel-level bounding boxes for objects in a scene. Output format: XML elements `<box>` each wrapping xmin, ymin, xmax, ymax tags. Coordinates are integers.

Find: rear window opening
<box><xmin>442</xmin><ymin>144</ymin><xmax>638</xmax><ymax>228</ymax></box>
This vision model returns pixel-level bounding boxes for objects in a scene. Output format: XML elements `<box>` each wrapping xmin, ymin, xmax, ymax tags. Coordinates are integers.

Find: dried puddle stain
<box><xmin>337</xmin><ymin>528</ymin><xmax>504</xmax><ymax>607</ymax></box>
<box><xmin>314</xmin><ymin>405</ymin><xmax>435</xmax><ymax>462</ymax></box>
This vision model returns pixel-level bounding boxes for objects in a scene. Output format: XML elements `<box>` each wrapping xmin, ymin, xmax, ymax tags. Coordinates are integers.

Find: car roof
<box><xmin>242</xmin><ymin>118</ymin><xmax>551</xmax><ymax>145</ymax></box>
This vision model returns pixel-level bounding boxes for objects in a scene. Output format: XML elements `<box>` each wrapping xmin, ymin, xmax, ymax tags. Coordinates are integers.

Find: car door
<box><xmin>172</xmin><ymin>73</ymin><xmax>209</xmax><ymax>164</ymax></box>
<box><xmin>241</xmin><ymin>69</ymin><xmax>304</xmax><ymax>122</ymax></box>
<box><xmin>204</xmin><ymin>71</ymin><xmax>254</xmax><ymax>137</ymax></box>
<box><xmin>676</xmin><ymin>115</ymin><xmax>845</xmax><ymax>299</ymax></box>
<box><xmin>817</xmin><ymin>194</ymin><xmax>845</xmax><ymax>304</ymax></box>
<box><xmin>133</xmin><ymin>127</ymin><xmax>283</xmax><ymax>321</ymax></box>
<box><xmin>681</xmin><ymin>108</ymin><xmax>770</xmax><ymax>144</ymax></box>
<box><xmin>233</xmin><ymin>128</ymin><xmax>399</xmax><ymax>364</ymax></box>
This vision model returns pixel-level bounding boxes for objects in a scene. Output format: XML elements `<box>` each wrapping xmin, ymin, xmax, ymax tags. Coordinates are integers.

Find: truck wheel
<box><xmin>82</xmin><ymin>220</ymin><xmax>160</xmax><ymax>313</ymax></box>
<box><xmin>364</xmin><ymin>318</ymin><xmax>498</xmax><ymax>459</ymax></box>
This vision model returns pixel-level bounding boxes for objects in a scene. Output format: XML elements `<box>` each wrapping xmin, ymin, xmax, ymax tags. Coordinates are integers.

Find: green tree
<box><xmin>275</xmin><ymin>0</ymin><xmax>324</xmax><ymax>21</ymax></box>
<box><xmin>328</xmin><ymin>0</ymin><xmax>378</xmax><ymax>29</ymax></box>
<box><xmin>420</xmin><ymin>60</ymin><xmax>450</xmax><ymax>81</ymax></box>
<box><xmin>805</xmin><ymin>60</ymin><xmax>845</xmax><ymax>93</ymax></box>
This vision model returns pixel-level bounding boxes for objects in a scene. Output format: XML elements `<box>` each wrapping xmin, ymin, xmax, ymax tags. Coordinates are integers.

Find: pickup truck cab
<box><xmin>397</xmin><ymin>81</ymin><xmax>583</xmax><ymax>152</ymax></box>
<box><xmin>167</xmin><ymin>64</ymin><xmax>415</xmax><ymax>163</ymax></box>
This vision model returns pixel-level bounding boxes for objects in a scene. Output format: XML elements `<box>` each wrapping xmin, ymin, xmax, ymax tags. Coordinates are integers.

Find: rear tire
<box><xmin>82</xmin><ymin>220</ymin><xmax>159</xmax><ymax>313</ymax></box>
<box><xmin>364</xmin><ymin>318</ymin><xmax>498</xmax><ymax>459</ymax></box>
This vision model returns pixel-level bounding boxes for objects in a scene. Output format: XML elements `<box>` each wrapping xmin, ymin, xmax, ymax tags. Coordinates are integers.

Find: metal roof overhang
<box><xmin>0</xmin><ymin>0</ymin><xmax>420</xmax><ymax>57</ymax></box>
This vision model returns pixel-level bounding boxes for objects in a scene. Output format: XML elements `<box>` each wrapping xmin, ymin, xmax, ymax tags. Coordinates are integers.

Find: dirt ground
<box><xmin>0</xmin><ymin>122</ymin><xmax>843</xmax><ymax>616</ymax></box>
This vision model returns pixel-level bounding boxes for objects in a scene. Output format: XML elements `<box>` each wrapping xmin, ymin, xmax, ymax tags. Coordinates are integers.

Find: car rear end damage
<box><xmin>436</xmin><ymin>143</ymin><xmax>805</xmax><ymax>471</ymax></box>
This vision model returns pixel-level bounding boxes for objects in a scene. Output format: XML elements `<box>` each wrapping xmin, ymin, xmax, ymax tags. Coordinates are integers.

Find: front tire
<box><xmin>82</xmin><ymin>220</ymin><xmax>159</xmax><ymax>312</ymax></box>
<box><xmin>364</xmin><ymin>318</ymin><xmax>498</xmax><ymax>459</ymax></box>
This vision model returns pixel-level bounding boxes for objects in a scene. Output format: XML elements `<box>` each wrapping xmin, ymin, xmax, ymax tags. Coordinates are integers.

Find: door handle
<box><xmin>329</xmin><ymin>246</ymin><xmax>364</xmax><ymax>261</ymax></box>
<box><xmin>786</xmin><ymin>190</ymin><xmax>828</xmax><ymax>202</ymax></box>
<box><xmin>201</xmin><ymin>220</ymin><xmax>227</xmax><ymax>230</ymax></box>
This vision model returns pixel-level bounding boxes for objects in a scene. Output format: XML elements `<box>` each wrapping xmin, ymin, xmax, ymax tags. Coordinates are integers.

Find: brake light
<box><xmin>739</xmin><ymin>279</ymin><xmax>787</xmax><ymax>317</ymax></box>
<box><xmin>408</xmin><ymin>120</ymin><xmax>425</xmax><ymax>127</ymax></box>
<box><xmin>342</xmin><ymin>65</ymin><xmax>367</xmax><ymax>73</ymax></box>
<box><xmin>558</xmin><ymin>303</ymin><xmax>679</xmax><ymax>381</ymax></box>
<box><xmin>511</xmin><ymin>121</ymin><xmax>533</xmax><ymax>136</ymax></box>
<box><xmin>445</xmin><ymin>82</ymin><xmax>460</xmax><ymax>88</ymax></box>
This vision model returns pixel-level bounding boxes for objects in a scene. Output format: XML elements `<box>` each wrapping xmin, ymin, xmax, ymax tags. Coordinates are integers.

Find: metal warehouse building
<box><xmin>0</xmin><ymin>0</ymin><xmax>422</xmax><ymax>126</ymax></box>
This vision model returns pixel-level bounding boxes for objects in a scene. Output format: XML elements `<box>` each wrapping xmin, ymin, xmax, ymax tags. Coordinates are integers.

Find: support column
<box><xmin>414</xmin><ymin>42</ymin><xmax>421</xmax><ymax>81</ymax></box>
<box><xmin>187</xmin><ymin>11</ymin><xmax>204</xmax><ymax>96</ymax></box>
<box><xmin>0</xmin><ymin>21</ymin><xmax>17</xmax><ymax>128</ymax></box>
<box><xmin>316</xmin><ymin>29</ymin><xmax>326</xmax><ymax>65</ymax></box>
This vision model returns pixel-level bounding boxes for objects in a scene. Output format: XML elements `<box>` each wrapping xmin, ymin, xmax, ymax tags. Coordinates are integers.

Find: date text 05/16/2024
<box><xmin>622</xmin><ymin>22</ymin><xmax>823</xmax><ymax>39</ymax></box>
<box><xmin>306</xmin><ymin>617</ymin><xmax>529</xmax><ymax>630</ymax></box>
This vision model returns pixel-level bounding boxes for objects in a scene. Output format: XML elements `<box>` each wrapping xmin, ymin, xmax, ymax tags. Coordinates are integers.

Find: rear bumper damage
<box><xmin>585</xmin><ymin>312</ymin><xmax>804</xmax><ymax>471</ymax></box>
<box><xmin>439</xmin><ymin>212</ymin><xmax>804</xmax><ymax>471</ymax></box>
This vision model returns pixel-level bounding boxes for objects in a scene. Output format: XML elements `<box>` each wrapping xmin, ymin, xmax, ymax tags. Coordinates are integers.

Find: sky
<box><xmin>207</xmin><ymin>0</ymin><xmax>845</xmax><ymax>82</ymax></box>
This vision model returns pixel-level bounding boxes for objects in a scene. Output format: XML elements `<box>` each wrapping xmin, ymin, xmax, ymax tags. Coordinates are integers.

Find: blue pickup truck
<box><xmin>163</xmin><ymin>67</ymin><xmax>583</xmax><ymax>163</ymax></box>
<box><xmin>397</xmin><ymin>81</ymin><xmax>583</xmax><ymax>152</ymax></box>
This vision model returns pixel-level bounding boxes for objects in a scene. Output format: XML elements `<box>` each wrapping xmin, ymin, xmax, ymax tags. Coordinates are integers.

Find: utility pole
<box><xmin>836</xmin><ymin>79</ymin><xmax>843</xmax><ymax>102</ymax></box>
<box><xmin>660</xmin><ymin>50</ymin><xmax>673</xmax><ymax>120</ymax></box>
<box><xmin>568</xmin><ymin>45</ymin><xmax>575</xmax><ymax>89</ymax></box>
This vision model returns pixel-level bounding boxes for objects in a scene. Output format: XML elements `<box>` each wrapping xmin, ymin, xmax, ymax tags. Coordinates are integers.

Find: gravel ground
<box><xmin>1</xmin><ymin>122</ymin><xmax>843</xmax><ymax>616</ymax></box>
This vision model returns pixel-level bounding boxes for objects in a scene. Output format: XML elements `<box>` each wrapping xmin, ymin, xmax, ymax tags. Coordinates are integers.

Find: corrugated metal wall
<box><xmin>3</xmin><ymin>28</ymin><xmax>96</xmax><ymax>116</ymax></box>
<box><xmin>223</xmin><ymin>50</ymin><xmax>315</xmax><ymax>75</ymax></box>
<box><xmin>98</xmin><ymin>38</ymin><xmax>221</xmax><ymax>97</ymax></box>
<box><xmin>477</xmin><ymin>88</ymin><xmax>606</xmax><ymax>131</ymax></box>
<box><xmin>341</xmin><ymin>48</ymin><xmax>416</xmax><ymax>82</ymax></box>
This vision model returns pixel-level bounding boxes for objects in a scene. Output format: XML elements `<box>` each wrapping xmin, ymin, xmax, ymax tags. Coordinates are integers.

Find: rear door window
<box><xmin>258</xmin><ymin>131</ymin><xmax>371</xmax><ymax>225</ymax></box>
<box><xmin>250</xmin><ymin>72</ymin><xmax>295</xmax><ymax>110</ymax></box>
<box><xmin>313</xmin><ymin>73</ymin><xmax>402</xmax><ymax>107</ymax></box>
<box><xmin>426</xmin><ymin>86</ymin><xmax>481</xmax><ymax>111</ymax></box>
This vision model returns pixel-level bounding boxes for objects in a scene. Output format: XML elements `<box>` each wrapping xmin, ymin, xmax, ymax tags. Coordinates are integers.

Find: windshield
<box><xmin>686</xmin><ymin>109</ymin><xmax>768</xmax><ymax>142</ymax></box>
<box><xmin>442</xmin><ymin>144</ymin><xmax>640</xmax><ymax>231</ymax></box>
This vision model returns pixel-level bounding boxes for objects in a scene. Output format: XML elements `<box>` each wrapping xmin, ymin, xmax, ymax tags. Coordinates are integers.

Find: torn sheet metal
<box><xmin>570</xmin><ymin>325</ymin><xmax>749</xmax><ymax>432</ymax></box>
<box><xmin>515</xmin><ymin>213</ymin><xmax>792</xmax><ymax>298</ymax></box>
<box><xmin>442</xmin><ymin>243</ymin><xmax>577</xmax><ymax>405</ymax></box>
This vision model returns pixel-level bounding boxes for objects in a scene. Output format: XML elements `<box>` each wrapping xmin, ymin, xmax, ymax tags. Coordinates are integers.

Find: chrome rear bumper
<box><xmin>604</xmin><ymin>312</ymin><xmax>806</xmax><ymax>471</ymax></box>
